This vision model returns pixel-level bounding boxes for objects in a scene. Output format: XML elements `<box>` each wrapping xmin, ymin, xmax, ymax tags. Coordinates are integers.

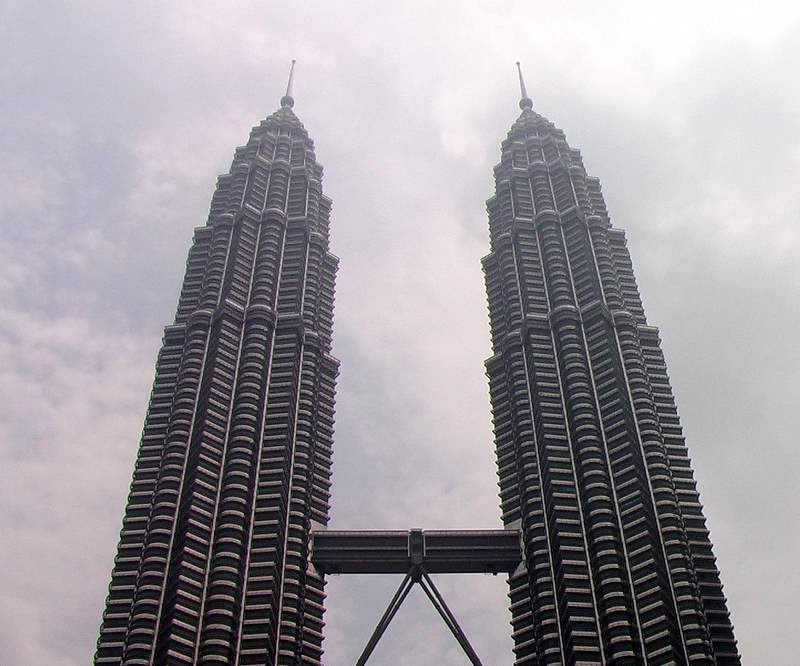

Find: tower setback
<box><xmin>96</xmin><ymin>78</ymin><xmax>339</xmax><ymax>665</ymax></box>
<box><xmin>482</xmin><ymin>68</ymin><xmax>739</xmax><ymax>664</ymax></box>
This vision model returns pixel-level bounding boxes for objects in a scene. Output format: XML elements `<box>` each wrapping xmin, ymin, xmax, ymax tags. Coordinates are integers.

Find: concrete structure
<box><xmin>480</xmin><ymin>64</ymin><xmax>739</xmax><ymax>664</ymax></box>
<box><xmin>96</xmin><ymin>64</ymin><xmax>739</xmax><ymax>665</ymax></box>
<box><xmin>96</xmin><ymin>64</ymin><xmax>339</xmax><ymax>665</ymax></box>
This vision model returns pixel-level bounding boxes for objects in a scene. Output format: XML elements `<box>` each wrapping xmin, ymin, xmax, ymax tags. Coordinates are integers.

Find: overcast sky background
<box><xmin>1</xmin><ymin>1</ymin><xmax>799</xmax><ymax>664</ymax></box>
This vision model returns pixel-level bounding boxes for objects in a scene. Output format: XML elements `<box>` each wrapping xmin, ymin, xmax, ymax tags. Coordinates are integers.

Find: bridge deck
<box><xmin>310</xmin><ymin>528</ymin><xmax>522</xmax><ymax>575</ymax></box>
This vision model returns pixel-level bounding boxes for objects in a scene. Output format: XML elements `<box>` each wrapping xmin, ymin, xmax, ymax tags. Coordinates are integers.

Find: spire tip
<box><xmin>281</xmin><ymin>60</ymin><xmax>296</xmax><ymax>108</ymax></box>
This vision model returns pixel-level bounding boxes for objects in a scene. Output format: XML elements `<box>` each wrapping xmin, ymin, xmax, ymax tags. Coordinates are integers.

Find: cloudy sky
<box><xmin>1</xmin><ymin>1</ymin><xmax>799</xmax><ymax>664</ymax></box>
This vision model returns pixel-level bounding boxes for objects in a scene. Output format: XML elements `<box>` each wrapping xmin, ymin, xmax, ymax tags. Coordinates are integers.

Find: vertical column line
<box><xmin>583</xmin><ymin>228</ymin><xmax>690</xmax><ymax>661</ymax></box>
<box><xmin>272</xmin><ymin>277</ymin><xmax>311</xmax><ymax>661</ymax></box>
<box><xmin>521</xmin><ymin>236</ymin><xmax>607</xmax><ymax>664</ymax></box>
<box><xmin>144</xmin><ymin>224</ymin><xmax>236</xmax><ymax>665</ymax></box>
<box><xmin>191</xmin><ymin>223</ymin><xmax>264</xmax><ymax>663</ymax></box>
<box><xmin>273</xmin><ymin>146</ymin><xmax>314</xmax><ymax>663</ymax></box>
<box><xmin>519</xmin><ymin>143</ymin><xmax>607</xmax><ymax>663</ymax></box>
<box><xmin>610</xmin><ymin>326</ymin><xmax>691</xmax><ymax>663</ymax></box>
<box><xmin>555</xmin><ymin>223</ymin><xmax>648</xmax><ymax>661</ymax></box>
<box><xmin>509</xmin><ymin>237</ymin><xmax>567</xmax><ymax>662</ymax></box>
<box><xmin>233</xmin><ymin>217</ymin><xmax>289</xmax><ymax>665</ymax></box>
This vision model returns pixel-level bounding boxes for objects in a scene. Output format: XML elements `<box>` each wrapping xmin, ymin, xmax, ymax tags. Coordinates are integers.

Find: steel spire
<box><xmin>281</xmin><ymin>59</ymin><xmax>296</xmax><ymax>108</ymax></box>
<box><xmin>516</xmin><ymin>61</ymin><xmax>533</xmax><ymax>110</ymax></box>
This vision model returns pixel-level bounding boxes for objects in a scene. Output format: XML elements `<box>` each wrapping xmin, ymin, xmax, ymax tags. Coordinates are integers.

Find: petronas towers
<box><xmin>482</xmin><ymin>69</ymin><xmax>738</xmax><ymax>664</ymax></box>
<box><xmin>96</xmin><ymin>74</ymin><xmax>337</xmax><ymax>664</ymax></box>
<box><xmin>96</xmin><ymin>66</ymin><xmax>739</xmax><ymax>664</ymax></box>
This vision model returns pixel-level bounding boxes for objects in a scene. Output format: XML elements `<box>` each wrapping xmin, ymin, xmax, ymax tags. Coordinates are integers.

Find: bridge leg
<box><xmin>353</xmin><ymin>566</ymin><xmax>486</xmax><ymax>665</ymax></box>
<box><xmin>418</xmin><ymin>571</ymin><xmax>483</xmax><ymax>666</ymax></box>
<box><xmin>355</xmin><ymin>570</ymin><xmax>415</xmax><ymax>666</ymax></box>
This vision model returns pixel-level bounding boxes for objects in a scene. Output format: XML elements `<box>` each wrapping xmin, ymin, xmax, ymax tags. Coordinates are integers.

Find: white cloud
<box><xmin>0</xmin><ymin>307</ymin><xmax>155</xmax><ymax>663</ymax></box>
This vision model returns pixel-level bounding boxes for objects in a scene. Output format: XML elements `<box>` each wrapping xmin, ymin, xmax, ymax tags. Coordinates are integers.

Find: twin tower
<box><xmin>95</xmin><ymin>65</ymin><xmax>739</xmax><ymax>665</ymax></box>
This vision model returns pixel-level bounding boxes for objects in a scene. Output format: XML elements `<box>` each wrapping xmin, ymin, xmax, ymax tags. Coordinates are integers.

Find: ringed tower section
<box><xmin>95</xmin><ymin>64</ymin><xmax>340</xmax><ymax>666</ymax></box>
<box><xmin>482</xmin><ymin>64</ymin><xmax>739</xmax><ymax>665</ymax></box>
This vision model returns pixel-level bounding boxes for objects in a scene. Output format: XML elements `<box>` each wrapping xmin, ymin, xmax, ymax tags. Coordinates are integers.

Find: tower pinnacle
<box><xmin>516</xmin><ymin>61</ymin><xmax>533</xmax><ymax>110</ymax></box>
<box><xmin>281</xmin><ymin>59</ymin><xmax>296</xmax><ymax>108</ymax></box>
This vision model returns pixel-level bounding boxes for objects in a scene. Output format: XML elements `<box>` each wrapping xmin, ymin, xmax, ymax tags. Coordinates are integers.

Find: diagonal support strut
<box><xmin>418</xmin><ymin>570</ymin><xmax>483</xmax><ymax>666</ymax></box>
<box><xmin>355</xmin><ymin>570</ymin><xmax>415</xmax><ymax>666</ymax></box>
<box><xmin>354</xmin><ymin>566</ymin><xmax>484</xmax><ymax>666</ymax></box>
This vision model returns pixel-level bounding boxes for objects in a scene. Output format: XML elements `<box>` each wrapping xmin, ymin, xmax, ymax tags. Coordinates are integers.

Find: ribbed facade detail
<box><xmin>95</xmin><ymin>99</ymin><xmax>338</xmax><ymax>665</ymax></box>
<box><xmin>483</xmin><ymin>105</ymin><xmax>739</xmax><ymax>665</ymax></box>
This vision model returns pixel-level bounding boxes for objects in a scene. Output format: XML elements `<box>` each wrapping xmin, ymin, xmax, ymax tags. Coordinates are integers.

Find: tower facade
<box><xmin>96</xmin><ymin>81</ymin><xmax>339</xmax><ymax>665</ymax></box>
<box><xmin>95</xmin><ymin>66</ymin><xmax>740</xmax><ymax>666</ymax></box>
<box><xmin>482</xmin><ymin>76</ymin><xmax>739</xmax><ymax>664</ymax></box>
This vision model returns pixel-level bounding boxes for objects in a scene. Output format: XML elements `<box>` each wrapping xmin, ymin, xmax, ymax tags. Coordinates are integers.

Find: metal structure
<box><xmin>312</xmin><ymin>529</ymin><xmax>522</xmax><ymax>575</ymax></box>
<box><xmin>95</xmin><ymin>63</ymin><xmax>740</xmax><ymax>665</ymax></box>
<box><xmin>311</xmin><ymin>529</ymin><xmax>522</xmax><ymax>664</ymax></box>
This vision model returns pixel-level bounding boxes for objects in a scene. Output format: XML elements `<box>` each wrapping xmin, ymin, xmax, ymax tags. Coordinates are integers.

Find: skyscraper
<box><xmin>96</xmin><ymin>63</ymin><xmax>739</xmax><ymax>665</ymax></box>
<box><xmin>95</xmin><ymin>65</ymin><xmax>339</xmax><ymax>665</ymax></box>
<box><xmin>482</xmin><ymin>65</ymin><xmax>739</xmax><ymax>664</ymax></box>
